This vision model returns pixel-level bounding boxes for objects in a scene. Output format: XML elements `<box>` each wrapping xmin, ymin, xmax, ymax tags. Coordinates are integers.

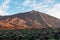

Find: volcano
<box><xmin>0</xmin><ymin>10</ymin><xmax>60</xmax><ymax>29</ymax></box>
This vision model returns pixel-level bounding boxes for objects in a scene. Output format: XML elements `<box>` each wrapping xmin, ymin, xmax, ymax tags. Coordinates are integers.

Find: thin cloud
<box><xmin>47</xmin><ymin>3</ymin><xmax>60</xmax><ymax>18</ymax></box>
<box><xmin>22</xmin><ymin>0</ymin><xmax>31</xmax><ymax>6</ymax></box>
<box><xmin>1</xmin><ymin>0</ymin><xmax>10</xmax><ymax>10</ymax></box>
<box><xmin>44</xmin><ymin>0</ymin><xmax>54</xmax><ymax>3</ymax></box>
<box><xmin>22</xmin><ymin>0</ymin><xmax>54</xmax><ymax>10</ymax></box>
<box><xmin>0</xmin><ymin>10</ymin><xmax>9</xmax><ymax>16</ymax></box>
<box><xmin>0</xmin><ymin>0</ymin><xmax>10</xmax><ymax>15</ymax></box>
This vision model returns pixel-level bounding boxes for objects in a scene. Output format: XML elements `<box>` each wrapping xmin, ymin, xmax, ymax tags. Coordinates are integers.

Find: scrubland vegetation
<box><xmin>0</xmin><ymin>28</ymin><xmax>60</xmax><ymax>40</ymax></box>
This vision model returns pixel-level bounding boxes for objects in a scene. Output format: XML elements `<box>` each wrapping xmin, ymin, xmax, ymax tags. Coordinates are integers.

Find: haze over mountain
<box><xmin>0</xmin><ymin>10</ymin><xmax>60</xmax><ymax>29</ymax></box>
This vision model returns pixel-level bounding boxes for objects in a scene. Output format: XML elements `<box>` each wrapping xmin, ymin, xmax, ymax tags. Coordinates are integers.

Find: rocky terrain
<box><xmin>0</xmin><ymin>10</ymin><xmax>60</xmax><ymax>29</ymax></box>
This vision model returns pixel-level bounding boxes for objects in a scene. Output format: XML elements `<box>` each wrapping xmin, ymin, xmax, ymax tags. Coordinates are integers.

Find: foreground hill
<box><xmin>0</xmin><ymin>10</ymin><xmax>60</xmax><ymax>29</ymax></box>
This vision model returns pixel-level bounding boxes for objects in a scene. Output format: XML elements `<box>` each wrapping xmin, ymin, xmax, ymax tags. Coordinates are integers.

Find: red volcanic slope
<box><xmin>0</xmin><ymin>10</ymin><xmax>60</xmax><ymax>29</ymax></box>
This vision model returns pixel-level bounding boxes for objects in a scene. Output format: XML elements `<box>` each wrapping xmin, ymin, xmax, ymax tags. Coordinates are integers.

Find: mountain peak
<box><xmin>30</xmin><ymin>10</ymin><xmax>38</xmax><ymax>14</ymax></box>
<box><xmin>31</xmin><ymin>10</ymin><xmax>37</xmax><ymax>12</ymax></box>
<box><xmin>31</xmin><ymin>10</ymin><xmax>36</xmax><ymax>12</ymax></box>
<box><xmin>0</xmin><ymin>11</ymin><xmax>60</xmax><ymax>29</ymax></box>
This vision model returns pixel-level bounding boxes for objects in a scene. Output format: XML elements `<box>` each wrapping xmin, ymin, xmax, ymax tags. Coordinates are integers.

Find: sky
<box><xmin>0</xmin><ymin>0</ymin><xmax>60</xmax><ymax>18</ymax></box>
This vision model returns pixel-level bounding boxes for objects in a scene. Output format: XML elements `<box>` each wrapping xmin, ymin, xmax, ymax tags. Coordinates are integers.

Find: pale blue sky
<box><xmin>0</xmin><ymin>0</ymin><xmax>60</xmax><ymax>18</ymax></box>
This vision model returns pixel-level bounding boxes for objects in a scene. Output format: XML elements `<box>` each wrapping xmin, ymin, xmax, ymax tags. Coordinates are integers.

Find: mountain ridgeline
<box><xmin>0</xmin><ymin>10</ymin><xmax>60</xmax><ymax>29</ymax></box>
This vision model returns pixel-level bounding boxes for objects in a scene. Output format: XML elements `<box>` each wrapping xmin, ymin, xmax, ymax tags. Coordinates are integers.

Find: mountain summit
<box><xmin>0</xmin><ymin>10</ymin><xmax>60</xmax><ymax>29</ymax></box>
